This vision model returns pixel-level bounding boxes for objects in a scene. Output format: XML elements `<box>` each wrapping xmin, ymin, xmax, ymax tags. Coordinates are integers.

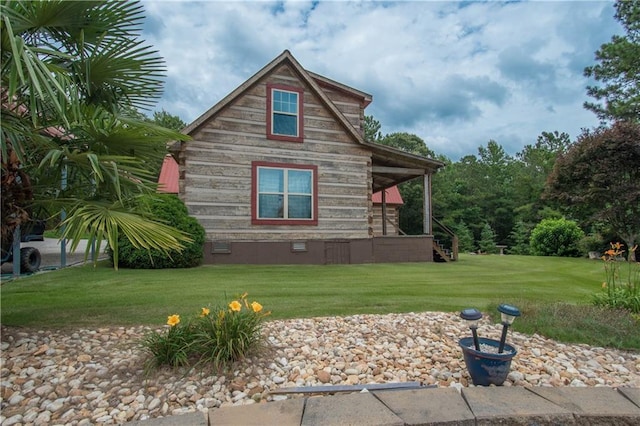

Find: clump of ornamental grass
<box><xmin>141</xmin><ymin>293</ymin><xmax>270</xmax><ymax>373</ymax></box>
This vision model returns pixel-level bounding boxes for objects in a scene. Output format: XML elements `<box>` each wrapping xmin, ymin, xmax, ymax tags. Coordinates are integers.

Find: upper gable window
<box><xmin>267</xmin><ymin>84</ymin><xmax>303</xmax><ymax>143</ymax></box>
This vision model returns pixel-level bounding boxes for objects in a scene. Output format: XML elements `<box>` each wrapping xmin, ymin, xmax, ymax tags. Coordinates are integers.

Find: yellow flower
<box><xmin>251</xmin><ymin>301</ymin><xmax>263</xmax><ymax>313</ymax></box>
<box><xmin>167</xmin><ymin>314</ymin><xmax>180</xmax><ymax>327</ymax></box>
<box><xmin>200</xmin><ymin>307</ymin><xmax>210</xmax><ymax>317</ymax></box>
<box><xmin>229</xmin><ymin>300</ymin><xmax>242</xmax><ymax>312</ymax></box>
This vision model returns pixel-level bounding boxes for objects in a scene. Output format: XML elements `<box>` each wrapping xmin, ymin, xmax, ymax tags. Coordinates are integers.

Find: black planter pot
<box><xmin>459</xmin><ymin>337</ymin><xmax>517</xmax><ymax>386</ymax></box>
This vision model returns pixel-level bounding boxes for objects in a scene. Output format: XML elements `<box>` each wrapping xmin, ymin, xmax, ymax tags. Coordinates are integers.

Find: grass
<box><xmin>1</xmin><ymin>254</ymin><xmax>638</xmax><ymax>350</ymax></box>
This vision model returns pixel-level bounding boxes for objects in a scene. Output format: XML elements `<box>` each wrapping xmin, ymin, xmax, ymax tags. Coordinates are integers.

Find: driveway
<box><xmin>1</xmin><ymin>238</ymin><xmax>107</xmax><ymax>275</ymax></box>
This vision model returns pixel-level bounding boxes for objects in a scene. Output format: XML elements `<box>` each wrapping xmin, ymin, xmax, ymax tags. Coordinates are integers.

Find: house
<box><xmin>170</xmin><ymin>50</ymin><xmax>454</xmax><ymax>264</ymax></box>
<box><xmin>160</xmin><ymin>154</ymin><xmax>404</xmax><ymax>237</ymax></box>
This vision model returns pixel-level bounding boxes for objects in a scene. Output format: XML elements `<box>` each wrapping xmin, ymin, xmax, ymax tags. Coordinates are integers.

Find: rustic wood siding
<box><xmin>372</xmin><ymin>205</ymin><xmax>400</xmax><ymax>236</ymax></box>
<box><xmin>318</xmin><ymin>86</ymin><xmax>365</xmax><ymax>136</ymax></box>
<box><xmin>182</xmin><ymin>63</ymin><xmax>373</xmax><ymax>241</ymax></box>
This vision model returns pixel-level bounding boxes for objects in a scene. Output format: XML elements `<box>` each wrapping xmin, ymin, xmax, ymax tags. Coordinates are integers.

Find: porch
<box><xmin>366</xmin><ymin>142</ymin><xmax>458</xmax><ymax>262</ymax></box>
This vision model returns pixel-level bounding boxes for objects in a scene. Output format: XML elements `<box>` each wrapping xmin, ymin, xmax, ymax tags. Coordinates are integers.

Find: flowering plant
<box><xmin>142</xmin><ymin>293</ymin><xmax>270</xmax><ymax>372</ymax></box>
<box><xmin>593</xmin><ymin>242</ymin><xmax>639</xmax><ymax>314</ymax></box>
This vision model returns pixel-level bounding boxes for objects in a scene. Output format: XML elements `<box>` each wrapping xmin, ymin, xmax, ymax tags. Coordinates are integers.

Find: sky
<box><xmin>141</xmin><ymin>0</ymin><xmax>621</xmax><ymax>160</ymax></box>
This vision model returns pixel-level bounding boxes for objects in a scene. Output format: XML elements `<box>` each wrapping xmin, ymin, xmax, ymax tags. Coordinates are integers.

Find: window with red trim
<box><xmin>267</xmin><ymin>84</ymin><xmax>303</xmax><ymax>142</ymax></box>
<box><xmin>251</xmin><ymin>162</ymin><xmax>317</xmax><ymax>225</ymax></box>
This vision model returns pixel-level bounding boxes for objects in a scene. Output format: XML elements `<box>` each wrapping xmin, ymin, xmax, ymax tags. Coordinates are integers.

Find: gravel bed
<box><xmin>1</xmin><ymin>311</ymin><xmax>639</xmax><ymax>425</ymax></box>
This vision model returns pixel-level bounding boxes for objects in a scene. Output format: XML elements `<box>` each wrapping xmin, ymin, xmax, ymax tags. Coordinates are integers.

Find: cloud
<box><xmin>141</xmin><ymin>0</ymin><xmax>622</xmax><ymax>160</ymax></box>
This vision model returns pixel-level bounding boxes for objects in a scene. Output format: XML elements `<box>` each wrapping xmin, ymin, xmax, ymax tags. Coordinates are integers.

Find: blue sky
<box><xmin>141</xmin><ymin>0</ymin><xmax>621</xmax><ymax>160</ymax></box>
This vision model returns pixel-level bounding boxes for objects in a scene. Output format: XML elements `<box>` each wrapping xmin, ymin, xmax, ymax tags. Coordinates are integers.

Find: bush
<box><xmin>529</xmin><ymin>218</ymin><xmax>584</xmax><ymax>257</ymax></box>
<box><xmin>112</xmin><ymin>194</ymin><xmax>205</xmax><ymax>268</ymax></box>
<box><xmin>578</xmin><ymin>233</ymin><xmax>606</xmax><ymax>256</ymax></box>
<box><xmin>142</xmin><ymin>293</ymin><xmax>270</xmax><ymax>372</ymax></box>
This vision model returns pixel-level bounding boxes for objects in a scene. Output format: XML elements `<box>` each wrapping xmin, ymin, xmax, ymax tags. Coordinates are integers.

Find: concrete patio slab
<box><xmin>462</xmin><ymin>386</ymin><xmax>574</xmax><ymax>425</ymax></box>
<box><xmin>373</xmin><ymin>387</ymin><xmax>475</xmax><ymax>426</ymax></box>
<box><xmin>528</xmin><ymin>387</ymin><xmax>640</xmax><ymax>425</ymax></box>
<box><xmin>618</xmin><ymin>387</ymin><xmax>640</xmax><ymax>408</ymax></box>
<box><xmin>208</xmin><ymin>398</ymin><xmax>304</xmax><ymax>426</ymax></box>
<box><xmin>301</xmin><ymin>391</ymin><xmax>404</xmax><ymax>426</ymax></box>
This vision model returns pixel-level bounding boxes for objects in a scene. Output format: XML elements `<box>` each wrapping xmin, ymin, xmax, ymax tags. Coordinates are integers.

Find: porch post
<box><xmin>381</xmin><ymin>189</ymin><xmax>387</xmax><ymax>236</ymax></box>
<box><xmin>423</xmin><ymin>174</ymin><xmax>431</xmax><ymax>235</ymax></box>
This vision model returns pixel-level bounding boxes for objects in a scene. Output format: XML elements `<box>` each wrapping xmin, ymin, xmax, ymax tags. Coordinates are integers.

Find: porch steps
<box><xmin>433</xmin><ymin>240</ymin><xmax>451</xmax><ymax>262</ymax></box>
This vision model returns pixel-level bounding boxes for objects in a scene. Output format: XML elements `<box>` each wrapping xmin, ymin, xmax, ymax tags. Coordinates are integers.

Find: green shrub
<box><xmin>578</xmin><ymin>233</ymin><xmax>606</xmax><ymax>256</ymax></box>
<box><xmin>112</xmin><ymin>194</ymin><xmax>205</xmax><ymax>268</ymax></box>
<box><xmin>529</xmin><ymin>218</ymin><xmax>584</xmax><ymax>257</ymax></box>
<box><xmin>141</xmin><ymin>293</ymin><xmax>270</xmax><ymax>372</ymax></box>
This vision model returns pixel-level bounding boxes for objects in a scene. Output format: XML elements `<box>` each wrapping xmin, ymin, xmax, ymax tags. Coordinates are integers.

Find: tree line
<box><xmin>367</xmin><ymin>122</ymin><xmax>639</xmax><ymax>261</ymax></box>
<box><xmin>367</xmin><ymin>0</ymin><xmax>640</xmax><ymax>259</ymax></box>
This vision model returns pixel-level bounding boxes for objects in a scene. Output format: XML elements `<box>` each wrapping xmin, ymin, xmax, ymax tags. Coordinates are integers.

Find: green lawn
<box><xmin>1</xmin><ymin>254</ymin><xmax>603</xmax><ymax>327</ymax></box>
<box><xmin>5</xmin><ymin>254</ymin><xmax>639</xmax><ymax>349</ymax></box>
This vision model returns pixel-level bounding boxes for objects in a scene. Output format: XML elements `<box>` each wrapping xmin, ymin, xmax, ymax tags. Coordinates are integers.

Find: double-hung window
<box><xmin>252</xmin><ymin>162</ymin><xmax>317</xmax><ymax>225</ymax></box>
<box><xmin>267</xmin><ymin>84</ymin><xmax>303</xmax><ymax>142</ymax></box>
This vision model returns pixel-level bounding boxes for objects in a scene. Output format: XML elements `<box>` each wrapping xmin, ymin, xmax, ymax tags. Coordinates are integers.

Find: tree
<box><xmin>452</xmin><ymin>222</ymin><xmax>475</xmax><ymax>253</ymax></box>
<box><xmin>478</xmin><ymin>223</ymin><xmax>497</xmax><ymax>254</ymax></box>
<box><xmin>1</xmin><ymin>0</ymin><xmax>191</xmax><ymax>268</ymax></box>
<box><xmin>509</xmin><ymin>221</ymin><xmax>531</xmax><ymax>255</ymax></box>
<box><xmin>512</xmin><ymin>131</ymin><xmax>571</xmax><ymax>225</ymax></box>
<box><xmin>545</xmin><ymin>121</ymin><xmax>640</xmax><ymax>260</ymax></box>
<box><xmin>476</xmin><ymin>140</ymin><xmax>516</xmax><ymax>244</ymax></box>
<box><xmin>378</xmin><ymin>132</ymin><xmax>436</xmax><ymax>158</ymax></box>
<box><xmin>584</xmin><ymin>0</ymin><xmax>640</xmax><ymax>122</ymax></box>
<box><xmin>363</xmin><ymin>115</ymin><xmax>382</xmax><ymax>142</ymax></box>
<box><xmin>151</xmin><ymin>109</ymin><xmax>187</xmax><ymax>131</ymax></box>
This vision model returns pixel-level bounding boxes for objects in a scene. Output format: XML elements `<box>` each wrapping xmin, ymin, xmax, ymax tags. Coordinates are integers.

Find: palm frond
<box><xmin>60</xmin><ymin>200</ymin><xmax>192</xmax><ymax>270</ymax></box>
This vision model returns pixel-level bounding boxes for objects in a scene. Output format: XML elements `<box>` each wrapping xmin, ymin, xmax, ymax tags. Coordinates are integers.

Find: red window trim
<box><xmin>266</xmin><ymin>83</ymin><xmax>304</xmax><ymax>143</ymax></box>
<box><xmin>251</xmin><ymin>161</ymin><xmax>318</xmax><ymax>226</ymax></box>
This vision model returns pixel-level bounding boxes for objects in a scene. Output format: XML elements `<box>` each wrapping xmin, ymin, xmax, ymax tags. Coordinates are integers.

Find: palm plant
<box><xmin>1</xmin><ymin>0</ymin><xmax>191</xmax><ymax>268</ymax></box>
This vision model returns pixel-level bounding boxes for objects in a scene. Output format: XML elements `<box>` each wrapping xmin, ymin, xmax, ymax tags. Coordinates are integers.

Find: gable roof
<box><xmin>177</xmin><ymin>50</ymin><xmax>445</xmax><ymax>192</ymax></box>
<box><xmin>158</xmin><ymin>154</ymin><xmax>178</xmax><ymax>194</ymax></box>
<box><xmin>181</xmin><ymin>50</ymin><xmax>367</xmax><ymax>144</ymax></box>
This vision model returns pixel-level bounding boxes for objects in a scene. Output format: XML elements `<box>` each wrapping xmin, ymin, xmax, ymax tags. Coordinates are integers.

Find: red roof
<box><xmin>158</xmin><ymin>155</ymin><xmax>179</xmax><ymax>193</ymax></box>
<box><xmin>372</xmin><ymin>186</ymin><xmax>403</xmax><ymax>205</ymax></box>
